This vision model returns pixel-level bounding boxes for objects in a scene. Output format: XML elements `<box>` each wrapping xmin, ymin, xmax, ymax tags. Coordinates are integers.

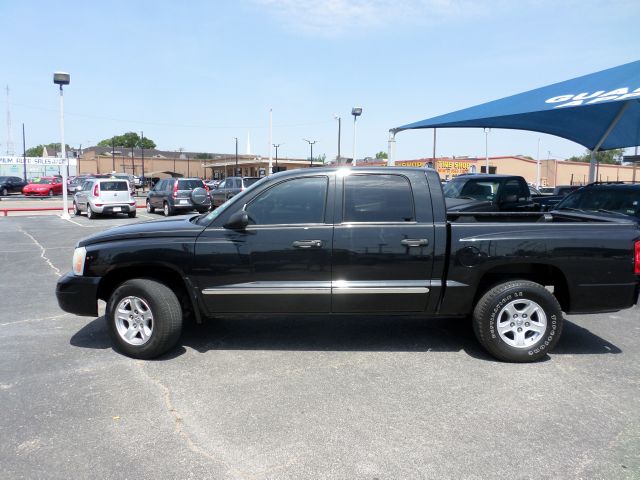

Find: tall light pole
<box><xmin>483</xmin><ymin>127</ymin><xmax>491</xmax><ymax>174</ymax></box>
<box><xmin>303</xmin><ymin>139</ymin><xmax>316</xmax><ymax>167</ymax></box>
<box><xmin>334</xmin><ymin>114</ymin><xmax>341</xmax><ymax>161</ymax></box>
<box><xmin>234</xmin><ymin>137</ymin><xmax>239</xmax><ymax>176</ymax></box>
<box><xmin>53</xmin><ymin>72</ymin><xmax>70</xmax><ymax>219</ymax></box>
<box><xmin>351</xmin><ymin>107</ymin><xmax>362</xmax><ymax>166</ymax></box>
<box><xmin>273</xmin><ymin>143</ymin><xmax>281</xmax><ymax>173</ymax></box>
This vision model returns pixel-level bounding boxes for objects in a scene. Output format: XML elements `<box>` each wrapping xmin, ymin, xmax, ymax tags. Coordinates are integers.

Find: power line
<box><xmin>11</xmin><ymin>101</ymin><xmax>333</xmax><ymax>130</ymax></box>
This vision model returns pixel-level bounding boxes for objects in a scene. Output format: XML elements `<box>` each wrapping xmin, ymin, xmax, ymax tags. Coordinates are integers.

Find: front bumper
<box><xmin>56</xmin><ymin>272</ymin><xmax>100</xmax><ymax>317</ymax></box>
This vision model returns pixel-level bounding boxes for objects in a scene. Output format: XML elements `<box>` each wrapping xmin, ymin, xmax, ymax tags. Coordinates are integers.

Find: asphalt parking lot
<box><xmin>1</xmin><ymin>212</ymin><xmax>639</xmax><ymax>479</ymax></box>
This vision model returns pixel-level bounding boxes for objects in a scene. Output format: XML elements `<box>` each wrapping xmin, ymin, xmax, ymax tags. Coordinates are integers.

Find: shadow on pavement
<box><xmin>69</xmin><ymin>315</ymin><xmax>621</xmax><ymax>361</ymax></box>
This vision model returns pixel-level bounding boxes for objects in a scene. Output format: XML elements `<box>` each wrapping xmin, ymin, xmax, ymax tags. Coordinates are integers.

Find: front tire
<box><xmin>473</xmin><ymin>280</ymin><xmax>563</xmax><ymax>362</ymax></box>
<box><xmin>1</xmin><ymin>187</ymin><xmax>7</xmax><ymax>196</ymax></box>
<box><xmin>106</xmin><ymin>279</ymin><xmax>183</xmax><ymax>359</ymax></box>
<box><xmin>48</xmin><ymin>189</ymin><xmax>54</xmax><ymax>196</ymax></box>
<box><xmin>146</xmin><ymin>200</ymin><xmax>155</xmax><ymax>213</ymax></box>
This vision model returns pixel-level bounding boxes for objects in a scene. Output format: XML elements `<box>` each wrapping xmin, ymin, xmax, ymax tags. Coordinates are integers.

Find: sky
<box><xmin>1</xmin><ymin>0</ymin><xmax>639</xmax><ymax>162</ymax></box>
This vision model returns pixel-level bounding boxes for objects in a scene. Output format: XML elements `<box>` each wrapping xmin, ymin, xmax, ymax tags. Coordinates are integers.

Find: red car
<box><xmin>23</xmin><ymin>177</ymin><xmax>64</xmax><ymax>196</ymax></box>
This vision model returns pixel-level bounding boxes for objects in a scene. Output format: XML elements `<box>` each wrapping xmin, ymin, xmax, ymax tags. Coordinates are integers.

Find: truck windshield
<box><xmin>556</xmin><ymin>188</ymin><xmax>640</xmax><ymax>218</ymax></box>
<box><xmin>444</xmin><ymin>178</ymin><xmax>499</xmax><ymax>201</ymax></box>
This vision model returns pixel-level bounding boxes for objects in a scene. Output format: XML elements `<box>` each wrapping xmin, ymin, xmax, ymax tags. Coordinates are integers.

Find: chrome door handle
<box><xmin>401</xmin><ymin>238</ymin><xmax>429</xmax><ymax>247</ymax></box>
<box><xmin>292</xmin><ymin>240</ymin><xmax>323</xmax><ymax>249</ymax></box>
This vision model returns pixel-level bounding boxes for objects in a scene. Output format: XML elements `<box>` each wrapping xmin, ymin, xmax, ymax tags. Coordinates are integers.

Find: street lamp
<box><xmin>334</xmin><ymin>114</ymin><xmax>341</xmax><ymax>161</ymax></box>
<box><xmin>303</xmin><ymin>139</ymin><xmax>317</xmax><ymax>167</ymax></box>
<box><xmin>273</xmin><ymin>143</ymin><xmax>282</xmax><ymax>173</ymax></box>
<box><xmin>53</xmin><ymin>71</ymin><xmax>70</xmax><ymax>219</ymax></box>
<box><xmin>351</xmin><ymin>107</ymin><xmax>362</xmax><ymax>166</ymax></box>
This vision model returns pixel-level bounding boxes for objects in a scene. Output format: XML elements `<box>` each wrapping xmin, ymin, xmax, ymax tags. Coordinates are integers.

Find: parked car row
<box><xmin>144</xmin><ymin>176</ymin><xmax>261</xmax><ymax>216</ymax></box>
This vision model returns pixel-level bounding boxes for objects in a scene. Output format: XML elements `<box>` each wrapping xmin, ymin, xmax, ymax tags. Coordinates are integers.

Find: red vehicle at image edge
<box><xmin>56</xmin><ymin>167</ymin><xmax>640</xmax><ymax>362</ymax></box>
<box><xmin>23</xmin><ymin>176</ymin><xmax>64</xmax><ymax>196</ymax></box>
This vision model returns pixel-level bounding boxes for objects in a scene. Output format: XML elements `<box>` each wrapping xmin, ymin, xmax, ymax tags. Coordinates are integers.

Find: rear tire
<box><xmin>48</xmin><ymin>189</ymin><xmax>54</xmax><ymax>196</ymax></box>
<box><xmin>73</xmin><ymin>201</ymin><xmax>81</xmax><ymax>216</ymax></box>
<box><xmin>87</xmin><ymin>206</ymin><xmax>96</xmax><ymax>219</ymax></box>
<box><xmin>106</xmin><ymin>279</ymin><xmax>183</xmax><ymax>359</ymax></box>
<box><xmin>128</xmin><ymin>210</ymin><xmax>137</xmax><ymax>218</ymax></box>
<box><xmin>473</xmin><ymin>280</ymin><xmax>563</xmax><ymax>362</ymax></box>
<box><xmin>163</xmin><ymin>202</ymin><xmax>172</xmax><ymax>217</ymax></box>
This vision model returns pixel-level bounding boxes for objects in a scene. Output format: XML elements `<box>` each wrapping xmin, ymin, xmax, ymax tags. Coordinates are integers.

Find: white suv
<box><xmin>73</xmin><ymin>178</ymin><xmax>137</xmax><ymax>219</ymax></box>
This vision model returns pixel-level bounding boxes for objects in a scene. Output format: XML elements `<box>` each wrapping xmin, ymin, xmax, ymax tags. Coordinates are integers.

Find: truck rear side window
<box><xmin>344</xmin><ymin>174</ymin><xmax>415</xmax><ymax>222</ymax></box>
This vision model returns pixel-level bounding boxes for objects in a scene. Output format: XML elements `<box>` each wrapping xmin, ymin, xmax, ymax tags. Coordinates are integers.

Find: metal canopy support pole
<box><xmin>536</xmin><ymin>138</ymin><xmax>541</xmax><ymax>188</ymax></box>
<box><xmin>588</xmin><ymin>101</ymin><xmax>630</xmax><ymax>183</ymax></box>
<box><xmin>387</xmin><ymin>130</ymin><xmax>396</xmax><ymax>166</ymax></box>
<box><xmin>433</xmin><ymin>128</ymin><xmax>436</xmax><ymax>165</ymax></box>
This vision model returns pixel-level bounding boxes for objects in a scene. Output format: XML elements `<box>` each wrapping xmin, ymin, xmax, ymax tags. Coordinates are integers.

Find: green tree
<box><xmin>195</xmin><ymin>153</ymin><xmax>213</xmax><ymax>160</ymax></box>
<box><xmin>375</xmin><ymin>151</ymin><xmax>388</xmax><ymax>159</ymax></box>
<box><xmin>97</xmin><ymin>132</ymin><xmax>156</xmax><ymax>149</ymax></box>
<box><xmin>567</xmin><ymin>148</ymin><xmax>625</xmax><ymax>165</ymax></box>
<box><xmin>26</xmin><ymin>143</ymin><xmax>71</xmax><ymax>157</ymax></box>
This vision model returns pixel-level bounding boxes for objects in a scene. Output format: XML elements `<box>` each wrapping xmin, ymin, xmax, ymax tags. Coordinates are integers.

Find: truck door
<box><xmin>194</xmin><ymin>174</ymin><xmax>334</xmax><ymax>314</ymax></box>
<box><xmin>331</xmin><ymin>172</ymin><xmax>435</xmax><ymax>313</ymax></box>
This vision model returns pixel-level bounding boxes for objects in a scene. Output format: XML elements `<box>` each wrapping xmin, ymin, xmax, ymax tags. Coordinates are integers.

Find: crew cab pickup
<box><xmin>56</xmin><ymin>167</ymin><xmax>640</xmax><ymax>362</ymax></box>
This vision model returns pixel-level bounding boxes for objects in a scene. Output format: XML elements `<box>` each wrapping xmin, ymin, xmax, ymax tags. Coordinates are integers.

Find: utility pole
<box><xmin>303</xmin><ymin>139</ymin><xmax>317</xmax><ymax>167</ymax></box>
<box><xmin>273</xmin><ymin>143</ymin><xmax>281</xmax><ymax>173</ymax></box>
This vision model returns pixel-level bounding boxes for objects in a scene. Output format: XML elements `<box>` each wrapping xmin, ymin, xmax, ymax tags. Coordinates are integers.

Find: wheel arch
<box><xmin>473</xmin><ymin>263</ymin><xmax>570</xmax><ymax>312</ymax></box>
<box><xmin>97</xmin><ymin>264</ymin><xmax>202</xmax><ymax>323</ymax></box>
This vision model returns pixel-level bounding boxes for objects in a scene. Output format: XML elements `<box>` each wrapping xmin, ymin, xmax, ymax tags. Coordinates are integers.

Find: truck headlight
<box><xmin>72</xmin><ymin>246</ymin><xmax>87</xmax><ymax>276</ymax></box>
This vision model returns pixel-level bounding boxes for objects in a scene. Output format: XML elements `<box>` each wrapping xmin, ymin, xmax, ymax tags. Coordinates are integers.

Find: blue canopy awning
<box><xmin>392</xmin><ymin>60</ymin><xmax>640</xmax><ymax>151</ymax></box>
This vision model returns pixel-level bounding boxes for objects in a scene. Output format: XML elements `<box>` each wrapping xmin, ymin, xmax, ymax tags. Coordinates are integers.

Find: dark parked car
<box><xmin>145</xmin><ymin>177</ymin><xmax>211</xmax><ymax>216</ymax></box>
<box><xmin>554</xmin><ymin>183</ymin><xmax>640</xmax><ymax>221</ymax></box>
<box><xmin>211</xmin><ymin>176</ymin><xmax>260</xmax><ymax>208</ymax></box>
<box><xmin>0</xmin><ymin>176</ymin><xmax>27</xmax><ymax>196</ymax></box>
<box><xmin>67</xmin><ymin>175</ymin><xmax>95</xmax><ymax>194</ymax></box>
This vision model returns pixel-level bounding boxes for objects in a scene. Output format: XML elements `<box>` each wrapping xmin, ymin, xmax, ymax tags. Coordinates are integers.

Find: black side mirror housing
<box><xmin>224</xmin><ymin>210</ymin><xmax>249</xmax><ymax>230</ymax></box>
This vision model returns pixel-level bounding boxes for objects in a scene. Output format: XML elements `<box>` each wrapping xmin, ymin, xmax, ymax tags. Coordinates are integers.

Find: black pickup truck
<box><xmin>56</xmin><ymin>167</ymin><xmax>640</xmax><ymax>362</ymax></box>
<box><xmin>444</xmin><ymin>173</ymin><xmax>563</xmax><ymax>212</ymax></box>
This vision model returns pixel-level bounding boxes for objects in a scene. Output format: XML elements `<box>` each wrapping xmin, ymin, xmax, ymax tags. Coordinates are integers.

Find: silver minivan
<box><xmin>73</xmin><ymin>178</ymin><xmax>137</xmax><ymax>219</ymax></box>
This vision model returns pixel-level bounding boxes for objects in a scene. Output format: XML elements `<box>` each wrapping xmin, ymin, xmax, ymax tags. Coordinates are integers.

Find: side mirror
<box><xmin>502</xmin><ymin>194</ymin><xmax>518</xmax><ymax>203</ymax></box>
<box><xmin>224</xmin><ymin>210</ymin><xmax>249</xmax><ymax>230</ymax></box>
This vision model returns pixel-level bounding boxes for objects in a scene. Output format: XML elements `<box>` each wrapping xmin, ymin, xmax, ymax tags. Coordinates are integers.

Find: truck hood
<box><xmin>445</xmin><ymin>197</ymin><xmax>493</xmax><ymax>212</ymax></box>
<box><xmin>78</xmin><ymin>216</ymin><xmax>205</xmax><ymax>247</ymax></box>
